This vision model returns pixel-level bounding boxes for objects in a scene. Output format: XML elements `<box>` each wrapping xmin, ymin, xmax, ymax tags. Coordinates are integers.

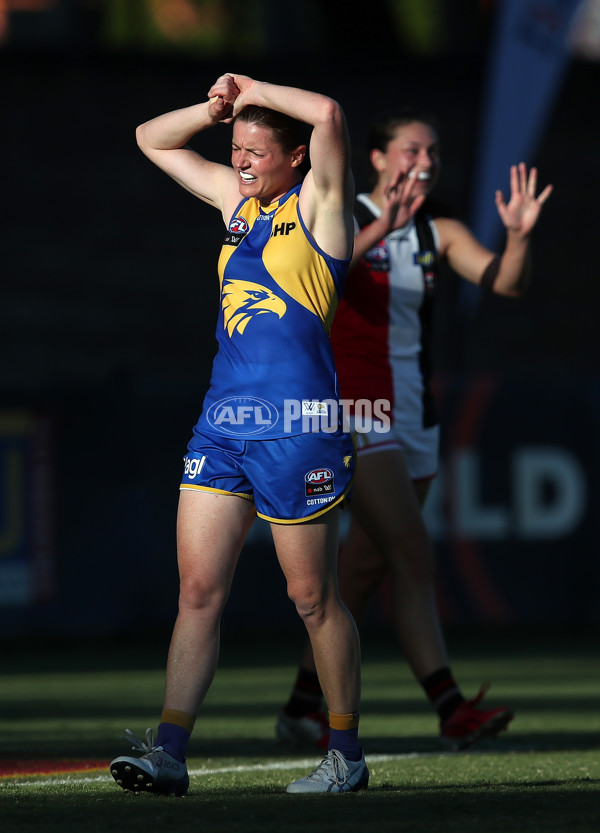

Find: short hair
<box><xmin>236</xmin><ymin>106</ymin><xmax>311</xmax><ymax>175</ymax></box>
<box><xmin>367</xmin><ymin>109</ymin><xmax>440</xmax><ymax>154</ymax></box>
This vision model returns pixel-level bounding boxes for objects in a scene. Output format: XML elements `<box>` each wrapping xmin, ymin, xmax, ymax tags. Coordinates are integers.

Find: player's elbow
<box><xmin>136</xmin><ymin>122</ymin><xmax>149</xmax><ymax>150</ymax></box>
<box><xmin>314</xmin><ymin>97</ymin><xmax>344</xmax><ymax>133</ymax></box>
<box><xmin>494</xmin><ymin>271</ymin><xmax>530</xmax><ymax>298</ymax></box>
<box><xmin>494</xmin><ymin>286</ymin><xmax>521</xmax><ymax>299</ymax></box>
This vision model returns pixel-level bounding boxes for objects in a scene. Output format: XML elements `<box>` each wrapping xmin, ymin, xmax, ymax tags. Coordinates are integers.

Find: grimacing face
<box><xmin>231</xmin><ymin>120</ymin><xmax>303</xmax><ymax>206</ymax></box>
<box><xmin>374</xmin><ymin>121</ymin><xmax>440</xmax><ymax>196</ymax></box>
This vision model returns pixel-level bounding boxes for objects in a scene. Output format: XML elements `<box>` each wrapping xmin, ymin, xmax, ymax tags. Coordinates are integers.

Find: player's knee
<box><xmin>339</xmin><ymin>544</ymin><xmax>386</xmax><ymax>597</ymax></box>
<box><xmin>178</xmin><ymin>574</ymin><xmax>228</xmax><ymax>615</ymax></box>
<box><xmin>358</xmin><ymin>559</ymin><xmax>387</xmax><ymax>592</ymax></box>
<box><xmin>393</xmin><ymin>530</ymin><xmax>436</xmax><ymax>585</ymax></box>
<box><xmin>287</xmin><ymin>580</ymin><xmax>329</xmax><ymax>626</ymax></box>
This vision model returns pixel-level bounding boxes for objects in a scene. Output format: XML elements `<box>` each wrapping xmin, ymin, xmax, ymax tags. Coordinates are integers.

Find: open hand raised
<box><xmin>380</xmin><ymin>167</ymin><xmax>426</xmax><ymax>234</ymax></box>
<box><xmin>495</xmin><ymin>162</ymin><xmax>553</xmax><ymax>236</ymax></box>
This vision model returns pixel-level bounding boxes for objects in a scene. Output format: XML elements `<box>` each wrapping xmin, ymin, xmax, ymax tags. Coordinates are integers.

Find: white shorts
<box><xmin>349</xmin><ymin>418</ymin><xmax>439</xmax><ymax>481</ymax></box>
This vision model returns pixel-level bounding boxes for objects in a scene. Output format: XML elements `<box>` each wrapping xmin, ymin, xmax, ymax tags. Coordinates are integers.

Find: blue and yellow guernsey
<box><xmin>195</xmin><ymin>184</ymin><xmax>350</xmax><ymax>440</ymax></box>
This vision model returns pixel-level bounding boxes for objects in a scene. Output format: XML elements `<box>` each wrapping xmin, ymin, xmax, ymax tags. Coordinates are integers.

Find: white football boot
<box><xmin>110</xmin><ymin>728</ymin><xmax>189</xmax><ymax>796</ymax></box>
<box><xmin>286</xmin><ymin>749</ymin><xmax>369</xmax><ymax>794</ymax></box>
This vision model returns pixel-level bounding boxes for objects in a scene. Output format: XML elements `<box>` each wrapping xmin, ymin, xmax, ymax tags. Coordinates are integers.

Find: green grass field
<box><xmin>1</xmin><ymin>627</ymin><xmax>599</xmax><ymax>832</ymax></box>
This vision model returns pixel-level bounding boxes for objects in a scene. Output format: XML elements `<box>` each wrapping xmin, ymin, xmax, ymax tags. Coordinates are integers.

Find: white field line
<box><xmin>5</xmin><ymin>751</ymin><xmax>439</xmax><ymax>788</ymax></box>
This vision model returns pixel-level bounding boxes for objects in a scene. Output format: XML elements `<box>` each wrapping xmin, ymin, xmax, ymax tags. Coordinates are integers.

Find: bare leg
<box><xmin>285</xmin><ymin>453</ymin><xmax>513</xmax><ymax>748</ymax></box>
<box><xmin>272</xmin><ymin>507</ymin><xmax>361</xmax><ymax>715</ymax></box>
<box><xmin>163</xmin><ymin>489</ymin><xmax>256</xmax><ymax>715</ymax></box>
<box><xmin>343</xmin><ymin>449</ymin><xmax>447</xmax><ymax>679</ymax></box>
<box><xmin>297</xmin><ymin>450</ymin><xmax>446</xmax><ymax>681</ymax></box>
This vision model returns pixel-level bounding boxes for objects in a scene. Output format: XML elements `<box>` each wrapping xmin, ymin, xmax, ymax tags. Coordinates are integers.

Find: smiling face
<box><xmin>371</xmin><ymin>121</ymin><xmax>441</xmax><ymax>199</ymax></box>
<box><xmin>231</xmin><ymin>120</ymin><xmax>304</xmax><ymax>206</ymax></box>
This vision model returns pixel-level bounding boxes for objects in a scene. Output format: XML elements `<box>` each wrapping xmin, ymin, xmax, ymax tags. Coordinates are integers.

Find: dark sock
<box><xmin>283</xmin><ymin>669</ymin><xmax>324</xmax><ymax>718</ymax></box>
<box><xmin>328</xmin><ymin>727</ymin><xmax>361</xmax><ymax>761</ymax></box>
<box><xmin>156</xmin><ymin>722</ymin><xmax>191</xmax><ymax>763</ymax></box>
<box><xmin>328</xmin><ymin>711</ymin><xmax>361</xmax><ymax>761</ymax></box>
<box><xmin>420</xmin><ymin>667</ymin><xmax>465</xmax><ymax>722</ymax></box>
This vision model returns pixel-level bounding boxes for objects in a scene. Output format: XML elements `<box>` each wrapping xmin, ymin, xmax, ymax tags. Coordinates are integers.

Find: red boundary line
<box><xmin>0</xmin><ymin>760</ymin><xmax>109</xmax><ymax>778</ymax></box>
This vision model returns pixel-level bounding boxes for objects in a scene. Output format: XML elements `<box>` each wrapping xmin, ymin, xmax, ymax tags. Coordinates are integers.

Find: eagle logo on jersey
<box><xmin>222</xmin><ymin>279</ymin><xmax>287</xmax><ymax>336</ymax></box>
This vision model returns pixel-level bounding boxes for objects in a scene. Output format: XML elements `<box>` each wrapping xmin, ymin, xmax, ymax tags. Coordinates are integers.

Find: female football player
<box><xmin>110</xmin><ymin>73</ymin><xmax>368</xmax><ymax>795</ymax></box>
<box><xmin>278</xmin><ymin>110</ymin><xmax>552</xmax><ymax>751</ymax></box>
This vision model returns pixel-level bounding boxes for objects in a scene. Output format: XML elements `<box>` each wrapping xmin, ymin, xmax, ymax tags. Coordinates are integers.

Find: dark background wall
<box><xmin>1</xmin><ymin>1</ymin><xmax>598</xmax><ymax>637</ymax></box>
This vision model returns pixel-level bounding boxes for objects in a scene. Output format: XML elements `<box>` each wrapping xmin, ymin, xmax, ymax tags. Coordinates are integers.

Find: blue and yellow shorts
<box><xmin>180</xmin><ymin>427</ymin><xmax>355</xmax><ymax>523</ymax></box>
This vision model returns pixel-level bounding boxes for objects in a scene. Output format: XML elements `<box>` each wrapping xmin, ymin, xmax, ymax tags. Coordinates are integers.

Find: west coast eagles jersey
<box><xmin>195</xmin><ymin>184</ymin><xmax>350</xmax><ymax>440</ymax></box>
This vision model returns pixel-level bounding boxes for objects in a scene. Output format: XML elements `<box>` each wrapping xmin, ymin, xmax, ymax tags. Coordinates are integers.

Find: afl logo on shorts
<box><xmin>225</xmin><ymin>216</ymin><xmax>250</xmax><ymax>247</ymax></box>
<box><xmin>305</xmin><ymin>467</ymin><xmax>335</xmax><ymax>497</ymax></box>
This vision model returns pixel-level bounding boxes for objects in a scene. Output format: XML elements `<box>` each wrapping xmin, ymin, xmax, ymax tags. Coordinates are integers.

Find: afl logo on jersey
<box><xmin>305</xmin><ymin>467</ymin><xmax>335</xmax><ymax>497</ymax></box>
<box><xmin>365</xmin><ymin>243</ymin><xmax>389</xmax><ymax>272</ymax></box>
<box><xmin>229</xmin><ymin>216</ymin><xmax>249</xmax><ymax>234</ymax></box>
<box><xmin>367</xmin><ymin>244</ymin><xmax>387</xmax><ymax>262</ymax></box>
<box><xmin>206</xmin><ymin>395</ymin><xmax>279</xmax><ymax>436</ymax></box>
<box><xmin>224</xmin><ymin>216</ymin><xmax>250</xmax><ymax>247</ymax></box>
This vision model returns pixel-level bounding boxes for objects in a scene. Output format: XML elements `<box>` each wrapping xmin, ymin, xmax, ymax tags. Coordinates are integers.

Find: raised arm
<box><xmin>135</xmin><ymin>75</ymin><xmax>242</xmax><ymax>220</ymax></box>
<box><xmin>351</xmin><ymin>170</ymin><xmax>425</xmax><ymax>268</ymax></box>
<box><xmin>438</xmin><ymin>163</ymin><xmax>553</xmax><ymax>297</ymax></box>
<box><xmin>222</xmin><ymin>74</ymin><xmax>355</xmax><ymax>259</ymax></box>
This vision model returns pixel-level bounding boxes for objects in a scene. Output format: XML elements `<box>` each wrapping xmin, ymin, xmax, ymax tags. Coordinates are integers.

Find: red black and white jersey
<box><xmin>330</xmin><ymin>193</ymin><xmax>440</xmax><ymax>430</ymax></box>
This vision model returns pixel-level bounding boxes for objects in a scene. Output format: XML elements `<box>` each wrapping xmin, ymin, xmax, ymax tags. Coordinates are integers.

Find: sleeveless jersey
<box><xmin>330</xmin><ymin>192</ymin><xmax>440</xmax><ymax>430</ymax></box>
<box><xmin>195</xmin><ymin>184</ymin><xmax>350</xmax><ymax>439</ymax></box>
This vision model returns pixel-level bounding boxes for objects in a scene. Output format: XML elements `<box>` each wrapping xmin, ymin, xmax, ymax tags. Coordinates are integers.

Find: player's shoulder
<box><xmin>353</xmin><ymin>195</ymin><xmax>377</xmax><ymax>229</ymax></box>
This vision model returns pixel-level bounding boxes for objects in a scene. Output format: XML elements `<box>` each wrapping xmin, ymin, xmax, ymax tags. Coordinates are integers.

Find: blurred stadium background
<box><xmin>1</xmin><ymin>0</ymin><xmax>599</xmax><ymax>640</ymax></box>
